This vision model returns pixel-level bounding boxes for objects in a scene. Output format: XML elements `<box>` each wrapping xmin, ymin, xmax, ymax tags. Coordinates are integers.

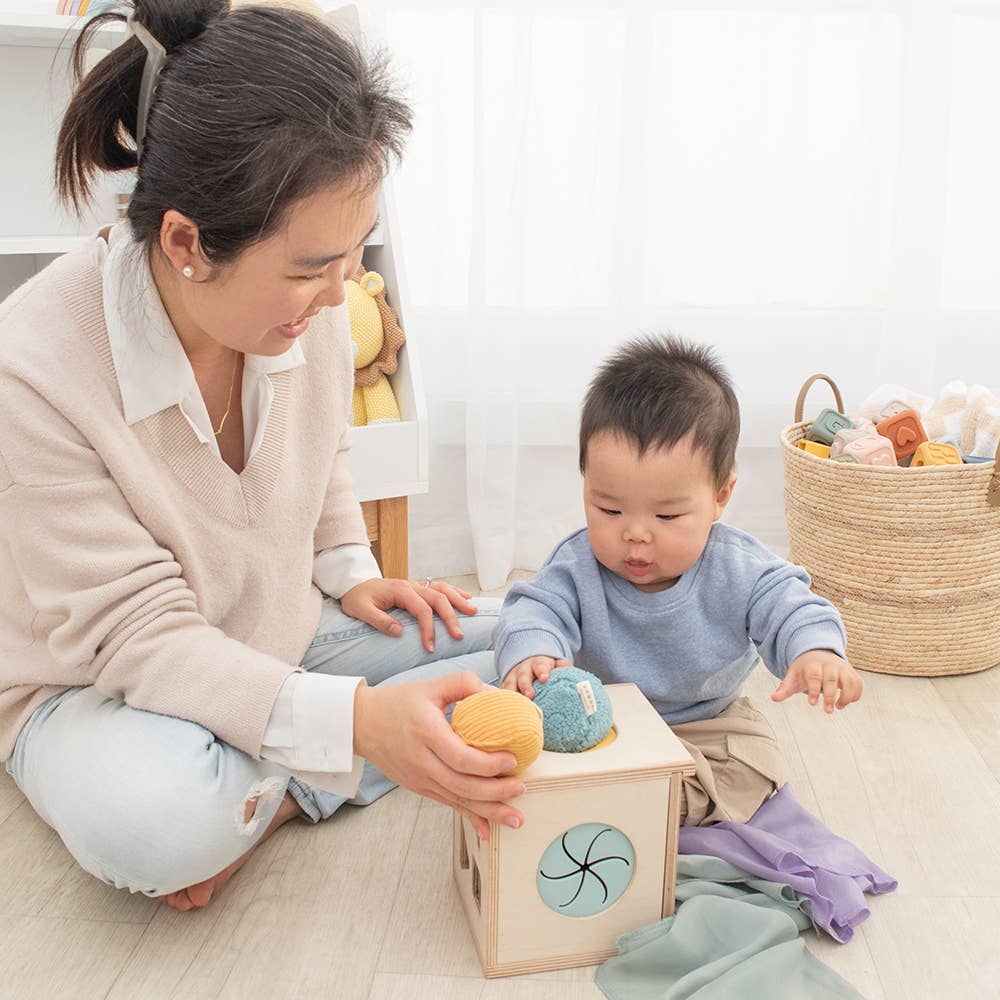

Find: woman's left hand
<box><xmin>340</xmin><ymin>577</ymin><xmax>478</xmax><ymax>652</ymax></box>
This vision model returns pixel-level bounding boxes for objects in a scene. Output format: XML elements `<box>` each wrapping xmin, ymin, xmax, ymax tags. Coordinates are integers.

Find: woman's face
<box><xmin>159</xmin><ymin>182</ymin><xmax>380</xmax><ymax>358</ymax></box>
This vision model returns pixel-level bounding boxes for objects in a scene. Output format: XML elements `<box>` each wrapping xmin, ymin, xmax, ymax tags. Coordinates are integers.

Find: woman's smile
<box><xmin>276</xmin><ymin>315</ymin><xmax>314</xmax><ymax>339</ymax></box>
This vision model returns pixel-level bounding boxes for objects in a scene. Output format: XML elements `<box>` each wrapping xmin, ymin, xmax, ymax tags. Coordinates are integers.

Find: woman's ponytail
<box><xmin>55</xmin><ymin>0</ymin><xmax>227</xmax><ymax>213</ymax></box>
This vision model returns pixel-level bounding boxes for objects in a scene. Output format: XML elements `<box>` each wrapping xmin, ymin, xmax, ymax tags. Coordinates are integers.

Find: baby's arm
<box><xmin>494</xmin><ymin>559</ymin><xmax>583</xmax><ymax>694</ymax></box>
<box><xmin>746</xmin><ymin>555</ymin><xmax>862</xmax><ymax>712</ymax></box>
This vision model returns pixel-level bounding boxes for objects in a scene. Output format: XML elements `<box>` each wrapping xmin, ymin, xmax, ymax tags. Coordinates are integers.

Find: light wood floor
<box><xmin>1</xmin><ymin>572</ymin><xmax>998</xmax><ymax>999</ymax></box>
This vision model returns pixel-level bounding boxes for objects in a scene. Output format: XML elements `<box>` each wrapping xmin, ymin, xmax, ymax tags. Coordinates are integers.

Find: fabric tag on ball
<box><xmin>576</xmin><ymin>680</ymin><xmax>597</xmax><ymax>716</ymax></box>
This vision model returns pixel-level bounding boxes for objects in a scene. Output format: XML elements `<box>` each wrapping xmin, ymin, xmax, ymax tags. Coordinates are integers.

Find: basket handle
<box><xmin>794</xmin><ymin>374</ymin><xmax>845</xmax><ymax>423</ymax></box>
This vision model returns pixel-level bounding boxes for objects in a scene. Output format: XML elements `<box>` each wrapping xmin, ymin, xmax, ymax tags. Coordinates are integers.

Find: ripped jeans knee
<box><xmin>112</xmin><ymin>768</ymin><xmax>292</xmax><ymax>897</ymax></box>
<box><xmin>238</xmin><ymin>775</ymin><xmax>288</xmax><ymax>838</ymax></box>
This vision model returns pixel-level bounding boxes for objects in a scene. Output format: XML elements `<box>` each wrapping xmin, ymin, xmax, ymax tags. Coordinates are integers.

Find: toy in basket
<box><xmin>450</xmin><ymin>674</ymin><xmax>695</xmax><ymax>978</ymax></box>
<box><xmin>782</xmin><ymin>374</ymin><xmax>1000</xmax><ymax>677</ymax></box>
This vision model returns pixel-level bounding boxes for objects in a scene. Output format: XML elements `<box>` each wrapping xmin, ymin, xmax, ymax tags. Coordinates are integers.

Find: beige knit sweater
<box><xmin>0</xmin><ymin>240</ymin><xmax>369</xmax><ymax>760</ymax></box>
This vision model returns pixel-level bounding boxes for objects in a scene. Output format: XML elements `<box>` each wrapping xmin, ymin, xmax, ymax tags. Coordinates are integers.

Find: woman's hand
<box><xmin>353</xmin><ymin>670</ymin><xmax>525</xmax><ymax>838</ymax></box>
<box><xmin>340</xmin><ymin>577</ymin><xmax>478</xmax><ymax>653</ymax></box>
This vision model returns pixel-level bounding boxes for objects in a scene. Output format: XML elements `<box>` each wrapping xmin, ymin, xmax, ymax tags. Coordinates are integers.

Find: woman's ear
<box><xmin>159</xmin><ymin>210</ymin><xmax>206</xmax><ymax>280</ymax></box>
<box><xmin>713</xmin><ymin>474</ymin><xmax>737</xmax><ymax>520</ymax></box>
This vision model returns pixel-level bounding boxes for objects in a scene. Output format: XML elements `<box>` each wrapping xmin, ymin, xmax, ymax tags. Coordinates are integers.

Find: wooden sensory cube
<box><xmin>452</xmin><ymin>683</ymin><xmax>695</xmax><ymax>978</ymax></box>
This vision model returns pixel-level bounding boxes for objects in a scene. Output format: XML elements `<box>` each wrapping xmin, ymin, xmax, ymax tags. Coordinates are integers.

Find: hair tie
<box><xmin>126</xmin><ymin>10</ymin><xmax>167</xmax><ymax>161</ymax></box>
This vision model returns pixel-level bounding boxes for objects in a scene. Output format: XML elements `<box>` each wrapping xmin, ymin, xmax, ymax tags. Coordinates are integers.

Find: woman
<box><xmin>0</xmin><ymin>0</ymin><xmax>523</xmax><ymax>913</ymax></box>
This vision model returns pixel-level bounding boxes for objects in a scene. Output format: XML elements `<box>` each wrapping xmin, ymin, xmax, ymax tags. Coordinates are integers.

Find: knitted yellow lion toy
<box><xmin>346</xmin><ymin>267</ymin><xmax>406</xmax><ymax>426</ymax></box>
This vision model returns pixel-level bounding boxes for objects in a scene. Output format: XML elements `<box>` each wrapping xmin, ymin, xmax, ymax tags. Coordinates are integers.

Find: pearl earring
<box><xmin>182</xmin><ymin>266</ymin><xmax>194</xmax><ymax>279</ymax></box>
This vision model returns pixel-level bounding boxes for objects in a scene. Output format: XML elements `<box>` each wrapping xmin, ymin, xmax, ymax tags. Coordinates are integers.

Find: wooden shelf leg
<box><xmin>373</xmin><ymin>496</ymin><xmax>408</xmax><ymax>580</ymax></box>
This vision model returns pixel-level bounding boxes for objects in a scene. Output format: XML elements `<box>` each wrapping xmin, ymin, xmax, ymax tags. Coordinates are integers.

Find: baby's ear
<box><xmin>713</xmin><ymin>474</ymin><xmax>737</xmax><ymax>518</ymax></box>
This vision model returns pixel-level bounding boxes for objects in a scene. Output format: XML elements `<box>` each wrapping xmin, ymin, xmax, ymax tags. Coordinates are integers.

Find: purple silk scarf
<box><xmin>678</xmin><ymin>783</ymin><xmax>897</xmax><ymax>943</ymax></box>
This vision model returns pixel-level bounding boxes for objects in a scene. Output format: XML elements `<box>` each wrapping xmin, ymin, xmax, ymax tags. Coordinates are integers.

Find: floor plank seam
<box><xmin>0</xmin><ymin>792</ymin><xmax>27</xmax><ymax>830</ymax></box>
<box><xmin>939</xmin><ymin>699</ymin><xmax>1000</xmax><ymax>790</ymax></box>
<box><xmin>100</xmin><ymin>914</ymin><xmax>157</xmax><ymax>1000</ymax></box>
<box><xmin>775</xmin><ymin>709</ymin><xmax>824</xmax><ymax>824</ymax></box>
<box><xmin>853</xmin><ymin>923</ymin><xmax>890</xmax><ymax>1000</ymax></box>
<box><xmin>205</xmin><ymin>827</ymin><xmax>300</xmax><ymax>1000</ymax></box>
<box><xmin>25</xmin><ymin>911</ymin><xmax>152</xmax><ymax>927</ymax></box>
<box><xmin>101</xmin><ymin>865</ymin><xmax>238</xmax><ymax>1000</ymax></box>
<box><xmin>842</xmin><ymin>718</ymin><xmax>891</xmax><ymax>866</ymax></box>
<box><xmin>776</xmin><ymin>695</ymin><xmax>889</xmax><ymax>1000</ymax></box>
<box><xmin>369</xmin><ymin>796</ymin><xmax>425</xmax><ymax>990</ymax></box>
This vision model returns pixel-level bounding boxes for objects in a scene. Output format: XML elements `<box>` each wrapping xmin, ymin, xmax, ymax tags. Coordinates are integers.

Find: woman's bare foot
<box><xmin>162</xmin><ymin>790</ymin><xmax>303</xmax><ymax>912</ymax></box>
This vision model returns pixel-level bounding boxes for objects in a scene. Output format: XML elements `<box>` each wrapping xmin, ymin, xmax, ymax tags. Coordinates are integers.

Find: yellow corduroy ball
<box><xmin>451</xmin><ymin>689</ymin><xmax>544</xmax><ymax>776</ymax></box>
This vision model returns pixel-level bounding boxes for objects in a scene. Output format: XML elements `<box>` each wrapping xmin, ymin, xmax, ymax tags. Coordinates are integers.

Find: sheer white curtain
<box><xmin>369</xmin><ymin>0</ymin><xmax>1000</xmax><ymax>589</ymax></box>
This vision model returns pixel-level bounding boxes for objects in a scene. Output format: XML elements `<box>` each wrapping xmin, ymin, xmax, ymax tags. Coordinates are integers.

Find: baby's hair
<box><xmin>579</xmin><ymin>334</ymin><xmax>740</xmax><ymax>489</ymax></box>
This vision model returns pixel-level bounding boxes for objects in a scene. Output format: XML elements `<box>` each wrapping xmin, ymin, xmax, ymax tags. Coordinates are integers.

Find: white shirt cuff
<box><xmin>313</xmin><ymin>543</ymin><xmax>382</xmax><ymax>600</ymax></box>
<box><xmin>260</xmin><ymin>671</ymin><xmax>367</xmax><ymax>798</ymax></box>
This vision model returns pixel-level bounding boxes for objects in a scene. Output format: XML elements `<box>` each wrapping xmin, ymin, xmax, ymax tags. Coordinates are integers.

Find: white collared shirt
<box><xmin>100</xmin><ymin>223</ymin><xmax>381</xmax><ymax>796</ymax></box>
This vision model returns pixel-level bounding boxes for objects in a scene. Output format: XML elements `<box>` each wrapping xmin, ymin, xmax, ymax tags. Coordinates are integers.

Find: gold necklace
<box><xmin>214</xmin><ymin>352</ymin><xmax>240</xmax><ymax>437</ymax></box>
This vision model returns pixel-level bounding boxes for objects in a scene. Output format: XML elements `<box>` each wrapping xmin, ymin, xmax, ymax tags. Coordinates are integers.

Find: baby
<box><xmin>495</xmin><ymin>335</ymin><xmax>863</xmax><ymax>826</ymax></box>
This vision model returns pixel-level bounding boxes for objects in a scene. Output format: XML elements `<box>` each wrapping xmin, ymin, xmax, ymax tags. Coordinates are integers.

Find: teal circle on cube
<box><xmin>532</xmin><ymin>666</ymin><xmax>613</xmax><ymax>752</ymax></box>
<box><xmin>536</xmin><ymin>823</ymin><xmax>635</xmax><ymax>917</ymax></box>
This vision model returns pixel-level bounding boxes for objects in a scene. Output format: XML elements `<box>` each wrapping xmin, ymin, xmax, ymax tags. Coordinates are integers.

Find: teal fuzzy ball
<box><xmin>532</xmin><ymin>666</ymin><xmax>613</xmax><ymax>752</ymax></box>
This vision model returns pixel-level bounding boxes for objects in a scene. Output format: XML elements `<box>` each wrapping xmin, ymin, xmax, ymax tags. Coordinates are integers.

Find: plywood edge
<box><xmin>661</xmin><ymin>773</ymin><xmax>682</xmax><ymax>917</ymax></box>
<box><xmin>524</xmin><ymin>763</ymin><xmax>697</xmax><ymax>794</ymax></box>
<box><xmin>486</xmin><ymin>824</ymin><xmax>501</xmax><ymax>966</ymax></box>
<box><xmin>484</xmin><ymin>946</ymin><xmax>620</xmax><ymax>978</ymax></box>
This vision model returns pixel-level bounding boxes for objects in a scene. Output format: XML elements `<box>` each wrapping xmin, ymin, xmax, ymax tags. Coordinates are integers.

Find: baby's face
<box><xmin>583</xmin><ymin>430</ymin><xmax>735</xmax><ymax>593</ymax></box>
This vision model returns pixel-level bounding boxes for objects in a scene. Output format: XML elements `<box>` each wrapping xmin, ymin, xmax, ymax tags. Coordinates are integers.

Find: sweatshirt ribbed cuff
<box><xmin>782</xmin><ymin>620</ymin><xmax>848</xmax><ymax>676</ymax></box>
<box><xmin>496</xmin><ymin>628</ymin><xmax>569</xmax><ymax>679</ymax></box>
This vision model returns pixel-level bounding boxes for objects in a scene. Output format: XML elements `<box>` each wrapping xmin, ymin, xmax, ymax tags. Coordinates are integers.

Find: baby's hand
<box><xmin>772</xmin><ymin>649</ymin><xmax>863</xmax><ymax>713</ymax></box>
<box><xmin>501</xmin><ymin>656</ymin><xmax>572</xmax><ymax>698</ymax></box>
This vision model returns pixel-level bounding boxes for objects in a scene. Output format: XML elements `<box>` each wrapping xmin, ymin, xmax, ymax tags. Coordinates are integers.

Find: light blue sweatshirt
<box><xmin>494</xmin><ymin>523</ymin><xmax>847</xmax><ymax>725</ymax></box>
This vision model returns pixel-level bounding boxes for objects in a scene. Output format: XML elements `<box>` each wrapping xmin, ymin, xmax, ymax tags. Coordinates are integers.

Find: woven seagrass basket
<box><xmin>781</xmin><ymin>374</ymin><xmax>1000</xmax><ymax>676</ymax></box>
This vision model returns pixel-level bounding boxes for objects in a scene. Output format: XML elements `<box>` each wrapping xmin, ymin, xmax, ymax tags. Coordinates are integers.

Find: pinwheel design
<box><xmin>536</xmin><ymin>823</ymin><xmax>635</xmax><ymax>917</ymax></box>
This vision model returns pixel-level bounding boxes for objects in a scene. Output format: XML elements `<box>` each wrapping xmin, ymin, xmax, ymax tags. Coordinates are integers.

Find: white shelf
<box><xmin>0</xmin><ymin>12</ymin><xmax>123</xmax><ymax>49</ymax></box>
<box><xmin>350</xmin><ymin>418</ymin><xmax>426</xmax><ymax>502</ymax></box>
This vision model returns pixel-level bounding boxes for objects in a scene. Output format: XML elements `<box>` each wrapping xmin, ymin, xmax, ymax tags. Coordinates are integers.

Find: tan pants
<box><xmin>672</xmin><ymin>697</ymin><xmax>787</xmax><ymax>827</ymax></box>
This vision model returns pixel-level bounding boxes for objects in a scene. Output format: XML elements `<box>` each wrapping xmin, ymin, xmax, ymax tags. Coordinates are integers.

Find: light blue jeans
<box><xmin>5</xmin><ymin>597</ymin><xmax>501</xmax><ymax>897</ymax></box>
